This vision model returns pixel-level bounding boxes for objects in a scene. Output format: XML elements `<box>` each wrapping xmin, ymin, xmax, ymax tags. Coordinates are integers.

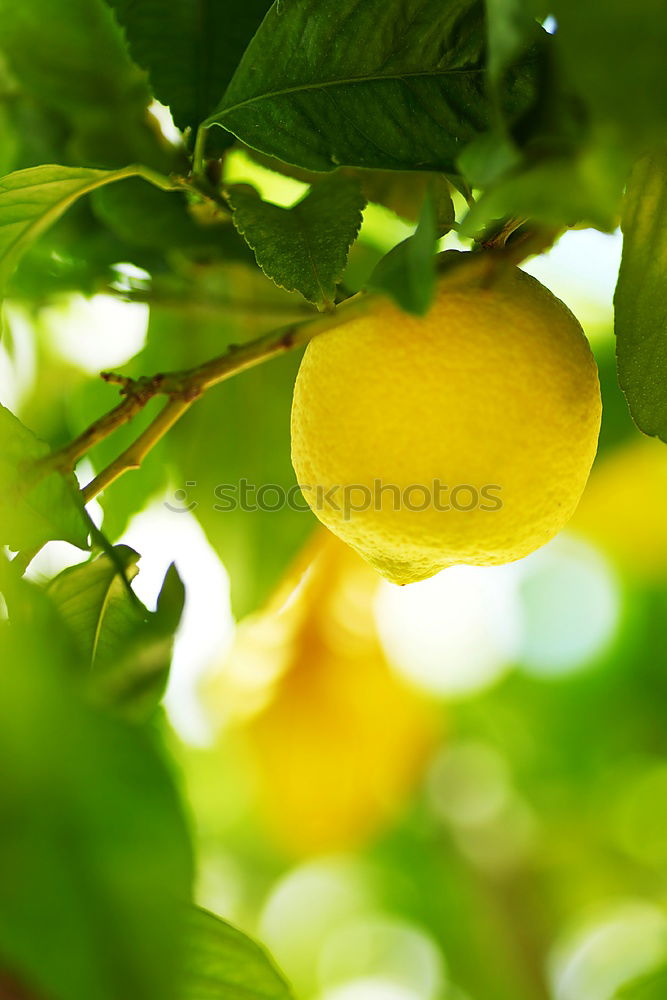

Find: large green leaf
<box><xmin>0</xmin><ymin>403</ymin><xmax>88</xmax><ymax>551</ymax></box>
<box><xmin>614</xmin><ymin>149</ymin><xmax>667</xmax><ymax>442</ymax></box>
<box><xmin>0</xmin><ymin>0</ymin><xmax>165</xmax><ymax>167</ymax></box>
<box><xmin>48</xmin><ymin>545</ymin><xmax>185</xmax><ymax>720</ymax></box>
<box><xmin>0</xmin><ymin>601</ymin><xmax>193</xmax><ymax>1000</ymax></box>
<box><xmin>227</xmin><ymin>175</ymin><xmax>365</xmax><ymax>308</ymax></box>
<box><xmin>0</xmin><ymin>164</ymin><xmax>160</xmax><ymax>290</ymax></box>
<box><xmin>106</xmin><ymin>0</ymin><xmax>272</xmax><ymax>134</ymax></box>
<box><xmin>182</xmin><ymin>908</ymin><xmax>294</xmax><ymax>1000</ymax></box>
<box><xmin>207</xmin><ymin>0</ymin><xmax>533</xmax><ymax>173</ymax></box>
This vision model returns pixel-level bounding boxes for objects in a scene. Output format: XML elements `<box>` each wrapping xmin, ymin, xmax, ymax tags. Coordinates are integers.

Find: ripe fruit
<box><xmin>291</xmin><ymin>254</ymin><xmax>602</xmax><ymax>585</ymax></box>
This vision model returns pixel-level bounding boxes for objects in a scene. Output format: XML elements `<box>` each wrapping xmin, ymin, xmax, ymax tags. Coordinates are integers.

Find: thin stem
<box><xmin>192</xmin><ymin>124</ymin><xmax>209</xmax><ymax>180</ymax></box>
<box><xmin>112</xmin><ymin>288</ymin><xmax>313</xmax><ymax>317</ymax></box>
<box><xmin>81</xmin><ymin>397</ymin><xmax>192</xmax><ymax>502</ymax></box>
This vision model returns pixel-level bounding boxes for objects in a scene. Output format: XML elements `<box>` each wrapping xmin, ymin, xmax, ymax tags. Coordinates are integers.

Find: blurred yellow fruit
<box><xmin>229</xmin><ymin>531</ymin><xmax>437</xmax><ymax>857</ymax></box>
<box><xmin>571</xmin><ymin>435</ymin><xmax>667</xmax><ymax>577</ymax></box>
<box><xmin>291</xmin><ymin>256</ymin><xmax>601</xmax><ymax>584</ymax></box>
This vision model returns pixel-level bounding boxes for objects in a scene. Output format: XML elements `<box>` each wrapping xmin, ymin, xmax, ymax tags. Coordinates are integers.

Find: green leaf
<box><xmin>551</xmin><ymin>0</ymin><xmax>667</xmax><ymax>153</ymax></box>
<box><xmin>0</xmin><ymin>403</ymin><xmax>88</xmax><ymax>551</ymax></box>
<box><xmin>354</xmin><ymin>170</ymin><xmax>454</xmax><ymax>227</ymax></box>
<box><xmin>0</xmin><ymin>0</ymin><xmax>165</xmax><ymax>167</ymax></box>
<box><xmin>369</xmin><ymin>193</ymin><xmax>438</xmax><ymax>314</ymax></box>
<box><xmin>48</xmin><ymin>545</ymin><xmax>185</xmax><ymax>720</ymax></box>
<box><xmin>0</xmin><ymin>607</ymin><xmax>193</xmax><ymax>1000</ymax></box>
<box><xmin>207</xmin><ymin>0</ymin><xmax>533</xmax><ymax>173</ymax></box>
<box><xmin>459</xmin><ymin>141</ymin><xmax>625</xmax><ymax>236</ymax></box>
<box><xmin>615</xmin><ymin>149</ymin><xmax>667</xmax><ymax>443</ymax></box>
<box><xmin>227</xmin><ymin>175</ymin><xmax>366</xmax><ymax>307</ymax></box>
<box><xmin>92</xmin><ymin>176</ymin><xmax>253</xmax><ymax>261</ymax></box>
<box><xmin>107</xmin><ymin>0</ymin><xmax>273</xmax><ymax>134</ymax></box>
<box><xmin>485</xmin><ymin>0</ymin><xmax>546</xmax><ymax>85</ymax></box>
<box><xmin>615</xmin><ymin>966</ymin><xmax>667</xmax><ymax>999</ymax></box>
<box><xmin>0</xmin><ymin>163</ymin><xmax>163</xmax><ymax>290</ymax></box>
<box><xmin>182</xmin><ymin>908</ymin><xmax>294</xmax><ymax>1000</ymax></box>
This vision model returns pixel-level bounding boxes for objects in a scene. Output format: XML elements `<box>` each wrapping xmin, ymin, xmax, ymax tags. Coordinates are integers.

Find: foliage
<box><xmin>1</xmin><ymin>1</ymin><xmax>667</xmax><ymax>998</ymax></box>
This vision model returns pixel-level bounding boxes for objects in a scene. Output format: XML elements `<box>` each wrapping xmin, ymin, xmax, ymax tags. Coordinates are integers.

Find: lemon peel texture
<box><xmin>291</xmin><ymin>256</ymin><xmax>602</xmax><ymax>584</ymax></box>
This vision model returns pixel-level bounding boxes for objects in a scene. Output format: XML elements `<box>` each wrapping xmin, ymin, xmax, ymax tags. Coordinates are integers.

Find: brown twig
<box><xmin>47</xmin><ymin>294</ymin><xmax>371</xmax><ymax>505</ymax></box>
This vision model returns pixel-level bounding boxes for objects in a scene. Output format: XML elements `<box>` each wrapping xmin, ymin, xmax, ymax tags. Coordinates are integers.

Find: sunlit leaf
<box><xmin>182</xmin><ymin>907</ymin><xmax>293</xmax><ymax>1000</ymax></box>
<box><xmin>227</xmin><ymin>175</ymin><xmax>365</xmax><ymax>308</ymax></box>
<box><xmin>0</xmin><ymin>403</ymin><xmax>88</xmax><ymax>551</ymax></box>
<box><xmin>49</xmin><ymin>545</ymin><xmax>185</xmax><ymax>720</ymax></box>
<box><xmin>0</xmin><ymin>163</ymin><xmax>158</xmax><ymax>290</ymax></box>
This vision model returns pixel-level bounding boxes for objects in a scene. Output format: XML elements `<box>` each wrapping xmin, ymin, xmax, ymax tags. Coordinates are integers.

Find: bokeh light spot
<box><xmin>318</xmin><ymin>916</ymin><xmax>445</xmax><ymax>1000</ymax></box>
<box><xmin>517</xmin><ymin>535</ymin><xmax>620</xmax><ymax>677</ymax></box>
<box><xmin>375</xmin><ymin>564</ymin><xmax>521</xmax><ymax>697</ymax></box>
<box><xmin>549</xmin><ymin>901</ymin><xmax>667</xmax><ymax>1000</ymax></box>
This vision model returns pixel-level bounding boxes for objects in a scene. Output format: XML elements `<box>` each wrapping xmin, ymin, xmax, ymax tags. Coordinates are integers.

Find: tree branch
<box><xmin>47</xmin><ymin>294</ymin><xmax>371</xmax><ymax>505</ymax></box>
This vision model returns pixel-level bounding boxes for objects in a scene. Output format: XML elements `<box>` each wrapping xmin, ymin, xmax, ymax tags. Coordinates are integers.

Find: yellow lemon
<box><xmin>291</xmin><ymin>255</ymin><xmax>602</xmax><ymax>584</ymax></box>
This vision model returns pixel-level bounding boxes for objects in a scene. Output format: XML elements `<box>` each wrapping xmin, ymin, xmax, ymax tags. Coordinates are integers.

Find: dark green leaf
<box><xmin>0</xmin><ymin>403</ymin><xmax>88</xmax><ymax>551</ymax></box>
<box><xmin>615</xmin><ymin>149</ymin><xmax>667</xmax><ymax>443</ymax></box>
<box><xmin>0</xmin><ymin>164</ymin><xmax>153</xmax><ymax>290</ymax></box>
<box><xmin>369</xmin><ymin>194</ymin><xmax>438</xmax><ymax>314</ymax></box>
<box><xmin>107</xmin><ymin>0</ymin><xmax>273</xmax><ymax>134</ymax></box>
<box><xmin>92</xmin><ymin>176</ymin><xmax>252</xmax><ymax>261</ymax></box>
<box><xmin>0</xmin><ymin>0</ymin><xmax>166</xmax><ymax>167</ymax></box>
<box><xmin>615</xmin><ymin>966</ymin><xmax>667</xmax><ymax>999</ymax></box>
<box><xmin>48</xmin><ymin>546</ymin><xmax>185</xmax><ymax>720</ymax></box>
<box><xmin>227</xmin><ymin>175</ymin><xmax>365</xmax><ymax>307</ymax></box>
<box><xmin>485</xmin><ymin>0</ymin><xmax>546</xmax><ymax>85</ymax></box>
<box><xmin>182</xmin><ymin>907</ymin><xmax>294</xmax><ymax>1000</ymax></box>
<box><xmin>0</xmin><ymin>608</ymin><xmax>193</xmax><ymax>1000</ymax></box>
<box><xmin>207</xmin><ymin>0</ymin><xmax>533</xmax><ymax>173</ymax></box>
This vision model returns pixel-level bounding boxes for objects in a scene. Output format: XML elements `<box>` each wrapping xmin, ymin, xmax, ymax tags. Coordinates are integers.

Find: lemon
<box><xmin>291</xmin><ymin>253</ymin><xmax>602</xmax><ymax>585</ymax></box>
